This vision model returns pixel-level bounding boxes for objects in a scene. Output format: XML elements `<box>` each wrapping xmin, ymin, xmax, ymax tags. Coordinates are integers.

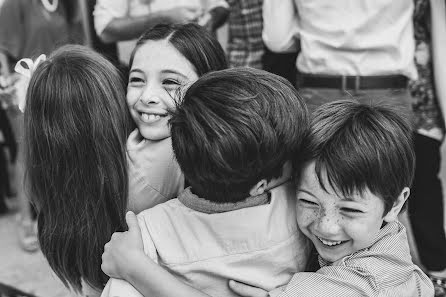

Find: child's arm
<box><xmin>229</xmin><ymin>281</ymin><xmax>269</xmax><ymax>297</ymax></box>
<box><xmin>102</xmin><ymin>212</ymin><xmax>212</xmax><ymax>297</ymax></box>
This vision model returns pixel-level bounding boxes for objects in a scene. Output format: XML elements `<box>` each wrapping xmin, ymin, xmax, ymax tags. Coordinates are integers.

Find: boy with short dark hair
<box><xmin>101</xmin><ymin>68</ymin><xmax>311</xmax><ymax>297</ymax></box>
<box><xmin>230</xmin><ymin>100</ymin><xmax>434</xmax><ymax>296</ymax></box>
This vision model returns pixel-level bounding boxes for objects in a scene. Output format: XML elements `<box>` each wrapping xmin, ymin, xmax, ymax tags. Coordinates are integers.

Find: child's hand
<box><xmin>127</xmin><ymin>129</ymin><xmax>146</xmax><ymax>151</ymax></box>
<box><xmin>228</xmin><ymin>281</ymin><xmax>268</xmax><ymax>297</ymax></box>
<box><xmin>101</xmin><ymin>211</ymin><xmax>145</xmax><ymax>280</ymax></box>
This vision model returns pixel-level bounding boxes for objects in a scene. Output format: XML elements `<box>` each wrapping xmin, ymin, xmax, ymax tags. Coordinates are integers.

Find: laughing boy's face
<box><xmin>295</xmin><ymin>161</ymin><xmax>390</xmax><ymax>263</ymax></box>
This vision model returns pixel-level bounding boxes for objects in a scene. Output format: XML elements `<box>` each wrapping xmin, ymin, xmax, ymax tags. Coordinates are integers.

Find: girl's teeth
<box><xmin>318</xmin><ymin>237</ymin><xmax>343</xmax><ymax>246</ymax></box>
<box><xmin>141</xmin><ymin>113</ymin><xmax>161</xmax><ymax>122</ymax></box>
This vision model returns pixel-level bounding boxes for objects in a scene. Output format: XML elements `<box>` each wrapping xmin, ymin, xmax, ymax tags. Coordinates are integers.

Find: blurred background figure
<box><xmin>409</xmin><ymin>0</ymin><xmax>446</xmax><ymax>295</ymax></box>
<box><xmin>222</xmin><ymin>0</ymin><xmax>298</xmax><ymax>85</ymax></box>
<box><xmin>0</xmin><ymin>0</ymin><xmax>85</xmax><ymax>252</ymax></box>
<box><xmin>263</xmin><ymin>0</ymin><xmax>416</xmax><ymax>116</ymax></box>
<box><xmin>93</xmin><ymin>0</ymin><xmax>229</xmax><ymax>67</ymax></box>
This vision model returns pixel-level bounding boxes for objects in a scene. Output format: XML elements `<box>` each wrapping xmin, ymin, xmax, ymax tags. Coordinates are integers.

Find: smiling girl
<box><xmin>124</xmin><ymin>23</ymin><xmax>227</xmax><ymax>213</ymax></box>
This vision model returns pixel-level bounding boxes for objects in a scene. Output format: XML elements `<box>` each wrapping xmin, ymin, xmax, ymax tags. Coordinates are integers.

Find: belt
<box><xmin>298</xmin><ymin>73</ymin><xmax>408</xmax><ymax>91</ymax></box>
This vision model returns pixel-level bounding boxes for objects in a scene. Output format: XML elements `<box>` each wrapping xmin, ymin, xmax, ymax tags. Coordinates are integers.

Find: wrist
<box><xmin>123</xmin><ymin>250</ymin><xmax>152</xmax><ymax>282</ymax></box>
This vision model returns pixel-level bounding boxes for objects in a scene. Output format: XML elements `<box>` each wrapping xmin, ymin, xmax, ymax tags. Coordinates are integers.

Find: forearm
<box><xmin>430</xmin><ymin>0</ymin><xmax>446</xmax><ymax>125</ymax></box>
<box><xmin>0</xmin><ymin>50</ymin><xmax>11</xmax><ymax>76</ymax></box>
<box><xmin>99</xmin><ymin>12</ymin><xmax>171</xmax><ymax>43</ymax></box>
<box><xmin>262</xmin><ymin>0</ymin><xmax>299</xmax><ymax>53</ymax></box>
<box><xmin>126</xmin><ymin>257</ymin><xmax>212</xmax><ymax>297</ymax></box>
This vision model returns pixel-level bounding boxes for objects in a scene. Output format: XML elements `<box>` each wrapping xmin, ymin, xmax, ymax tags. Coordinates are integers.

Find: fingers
<box><xmin>228</xmin><ymin>281</ymin><xmax>269</xmax><ymax>297</ymax></box>
<box><xmin>127</xmin><ymin>129</ymin><xmax>146</xmax><ymax>151</ymax></box>
<box><xmin>126</xmin><ymin>211</ymin><xmax>142</xmax><ymax>237</ymax></box>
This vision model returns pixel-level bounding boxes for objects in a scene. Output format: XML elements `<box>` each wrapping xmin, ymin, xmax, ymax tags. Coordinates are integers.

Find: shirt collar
<box><xmin>178</xmin><ymin>187</ymin><xmax>270</xmax><ymax>214</ymax></box>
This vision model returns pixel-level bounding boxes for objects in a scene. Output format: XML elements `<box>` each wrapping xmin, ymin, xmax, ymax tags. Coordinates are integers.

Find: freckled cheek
<box><xmin>297</xmin><ymin>209</ymin><xmax>318</xmax><ymax>228</ymax></box>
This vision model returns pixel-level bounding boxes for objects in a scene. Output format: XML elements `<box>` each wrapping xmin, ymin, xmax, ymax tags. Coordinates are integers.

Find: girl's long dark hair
<box><xmin>24</xmin><ymin>45</ymin><xmax>132</xmax><ymax>292</ymax></box>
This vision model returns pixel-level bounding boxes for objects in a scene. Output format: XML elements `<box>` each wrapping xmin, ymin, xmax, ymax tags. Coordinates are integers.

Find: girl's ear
<box><xmin>383</xmin><ymin>187</ymin><xmax>410</xmax><ymax>223</ymax></box>
<box><xmin>249</xmin><ymin>179</ymin><xmax>268</xmax><ymax>196</ymax></box>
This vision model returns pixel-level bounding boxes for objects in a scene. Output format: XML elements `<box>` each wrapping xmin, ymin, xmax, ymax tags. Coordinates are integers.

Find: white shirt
<box><xmin>94</xmin><ymin>0</ymin><xmax>228</xmax><ymax>64</ymax></box>
<box><xmin>263</xmin><ymin>0</ymin><xmax>418</xmax><ymax>79</ymax></box>
<box><xmin>101</xmin><ymin>181</ymin><xmax>311</xmax><ymax>297</ymax></box>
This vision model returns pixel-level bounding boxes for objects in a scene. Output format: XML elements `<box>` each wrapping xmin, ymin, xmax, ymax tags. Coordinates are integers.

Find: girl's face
<box><xmin>127</xmin><ymin>40</ymin><xmax>199</xmax><ymax>141</ymax></box>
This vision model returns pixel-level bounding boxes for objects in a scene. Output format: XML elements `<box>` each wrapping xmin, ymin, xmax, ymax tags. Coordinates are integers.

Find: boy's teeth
<box><xmin>318</xmin><ymin>237</ymin><xmax>343</xmax><ymax>246</ymax></box>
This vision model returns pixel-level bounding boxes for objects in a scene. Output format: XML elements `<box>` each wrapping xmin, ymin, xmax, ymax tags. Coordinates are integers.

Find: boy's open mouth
<box><xmin>317</xmin><ymin>236</ymin><xmax>348</xmax><ymax>247</ymax></box>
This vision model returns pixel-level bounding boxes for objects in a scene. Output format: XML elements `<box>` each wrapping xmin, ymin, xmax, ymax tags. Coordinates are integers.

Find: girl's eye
<box><xmin>163</xmin><ymin>79</ymin><xmax>181</xmax><ymax>86</ymax></box>
<box><xmin>129</xmin><ymin>77</ymin><xmax>144</xmax><ymax>84</ymax></box>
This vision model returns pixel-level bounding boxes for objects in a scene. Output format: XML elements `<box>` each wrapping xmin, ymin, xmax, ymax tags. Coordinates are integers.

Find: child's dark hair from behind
<box><xmin>299</xmin><ymin>100</ymin><xmax>415</xmax><ymax>214</ymax></box>
<box><xmin>170</xmin><ymin>67</ymin><xmax>309</xmax><ymax>203</ymax></box>
<box><xmin>25</xmin><ymin>45</ymin><xmax>132</xmax><ymax>291</ymax></box>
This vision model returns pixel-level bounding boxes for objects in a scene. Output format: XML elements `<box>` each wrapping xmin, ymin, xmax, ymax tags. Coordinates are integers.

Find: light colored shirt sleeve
<box><xmin>100</xmin><ymin>216</ymin><xmax>158</xmax><ymax>297</ymax></box>
<box><xmin>93</xmin><ymin>0</ymin><xmax>130</xmax><ymax>35</ymax></box>
<box><xmin>270</xmin><ymin>267</ymin><xmax>376</xmax><ymax>297</ymax></box>
<box><xmin>262</xmin><ymin>0</ymin><xmax>299</xmax><ymax>53</ymax></box>
<box><xmin>206</xmin><ymin>0</ymin><xmax>229</xmax><ymax>10</ymax></box>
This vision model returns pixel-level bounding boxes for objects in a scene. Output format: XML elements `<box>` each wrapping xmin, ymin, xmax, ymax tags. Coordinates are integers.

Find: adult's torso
<box><xmin>295</xmin><ymin>0</ymin><xmax>417</xmax><ymax>79</ymax></box>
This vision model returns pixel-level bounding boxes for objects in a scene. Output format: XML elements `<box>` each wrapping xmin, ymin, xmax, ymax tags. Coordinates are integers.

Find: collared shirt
<box><xmin>226</xmin><ymin>0</ymin><xmax>264</xmax><ymax>69</ymax></box>
<box><xmin>94</xmin><ymin>0</ymin><xmax>228</xmax><ymax>64</ymax></box>
<box><xmin>270</xmin><ymin>221</ymin><xmax>434</xmax><ymax>297</ymax></box>
<box><xmin>102</xmin><ymin>181</ymin><xmax>311</xmax><ymax>297</ymax></box>
<box><xmin>262</xmin><ymin>0</ymin><xmax>418</xmax><ymax>80</ymax></box>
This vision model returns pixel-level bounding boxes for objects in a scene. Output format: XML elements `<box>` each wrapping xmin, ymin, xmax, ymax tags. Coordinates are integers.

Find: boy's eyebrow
<box><xmin>296</xmin><ymin>188</ymin><xmax>316</xmax><ymax>198</ymax></box>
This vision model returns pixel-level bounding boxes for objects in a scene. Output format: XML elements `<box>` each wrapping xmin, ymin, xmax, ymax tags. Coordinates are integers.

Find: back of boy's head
<box><xmin>170</xmin><ymin>67</ymin><xmax>309</xmax><ymax>203</ymax></box>
<box><xmin>25</xmin><ymin>45</ymin><xmax>132</xmax><ymax>291</ymax></box>
<box><xmin>300</xmin><ymin>100</ymin><xmax>415</xmax><ymax>214</ymax></box>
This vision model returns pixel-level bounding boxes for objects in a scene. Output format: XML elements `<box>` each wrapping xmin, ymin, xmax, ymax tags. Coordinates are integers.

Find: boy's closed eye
<box><xmin>297</xmin><ymin>198</ymin><xmax>319</xmax><ymax>207</ymax></box>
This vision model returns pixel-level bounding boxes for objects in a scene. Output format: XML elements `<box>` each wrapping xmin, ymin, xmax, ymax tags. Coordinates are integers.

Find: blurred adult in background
<box><xmin>409</xmin><ymin>0</ymin><xmax>446</xmax><ymax>295</ymax></box>
<box><xmin>93</xmin><ymin>0</ymin><xmax>229</xmax><ymax>66</ymax></box>
<box><xmin>0</xmin><ymin>0</ymin><xmax>85</xmax><ymax>252</ymax></box>
<box><xmin>223</xmin><ymin>0</ymin><xmax>298</xmax><ymax>85</ymax></box>
<box><xmin>263</xmin><ymin>0</ymin><xmax>417</xmax><ymax>117</ymax></box>
<box><xmin>224</xmin><ymin>0</ymin><xmax>263</xmax><ymax>69</ymax></box>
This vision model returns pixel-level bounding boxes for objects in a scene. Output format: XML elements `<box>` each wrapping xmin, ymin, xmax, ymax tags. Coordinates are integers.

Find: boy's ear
<box><xmin>383</xmin><ymin>187</ymin><xmax>410</xmax><ymax>223</ymax></box>
<box><xmin>249</xmin><ymin>179</ymin><xmax>268</xmax><ymax>196</ymax></box>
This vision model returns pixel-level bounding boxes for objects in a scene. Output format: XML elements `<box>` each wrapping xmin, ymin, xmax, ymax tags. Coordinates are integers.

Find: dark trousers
<box><xmin>409</xmin><ymin>133</ymin><xmax>446</xmax><ymax>271</ymax></box>
<box><xmin>262</xmin><ymin>48</ymin><xmax>299</xmax><ymax>87</ymax></box>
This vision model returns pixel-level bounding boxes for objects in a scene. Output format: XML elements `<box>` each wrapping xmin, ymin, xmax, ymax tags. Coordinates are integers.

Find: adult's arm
<box><xmin>430</xmin><ymin>0</ymin><xmax>446</xmax><ymax>127</ymax></box>
<box><xmin>93</xmin><ymin>0</ymin><xmax>200</xmax><ymax>43</ymax></box>
<box><xmin>262</xmin><ymin>0</ymin><xmax>299</xmax><ymax>53</ymax></box>
<box><xmin>0</xmin><ymin>0</ymin><xmax>24</xmax><ymax>66</ymax></box>
<box><xmin>0</xmin><ymin>50</ymin><xmax>10</xmax><ymax>76</ymax></box>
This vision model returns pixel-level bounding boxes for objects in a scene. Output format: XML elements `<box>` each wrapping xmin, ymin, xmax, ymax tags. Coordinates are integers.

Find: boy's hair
<box><xmin>129</xmin><ymin>23</ymin><xmax>228</xmax><ymax>75</ymax></box>
<box><xmin>25</xmin><ymin>45</ymin><xmax>132</xmax><ymax>291</ymax></box>
<box><xmin>170</xmin><ymin>67</ymin><xmax>309</xmax><ymax>203</ymax></box>
<box><xmin>299</xmin><ymin>100</ymin><xmax>415</xmax><ymax>214</ymax></box>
